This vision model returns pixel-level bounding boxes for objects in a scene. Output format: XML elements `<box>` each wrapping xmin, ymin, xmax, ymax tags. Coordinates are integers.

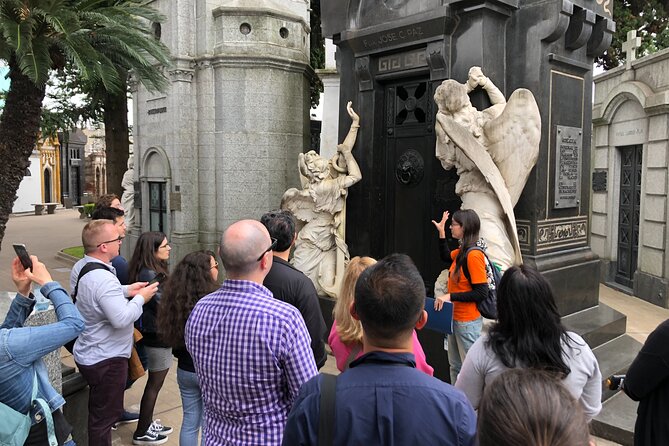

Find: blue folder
<box><xmin>424</xmin><ymin>297</ymin><xmax>454</xmax><ymax>334</ymax></box>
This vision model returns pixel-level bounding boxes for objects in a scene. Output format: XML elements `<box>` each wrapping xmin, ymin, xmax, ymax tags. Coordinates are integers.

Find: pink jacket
<box><xmin>328</xmin><ymin>321</ymin><xmax>434</xmax><ymax>376</ymax></box>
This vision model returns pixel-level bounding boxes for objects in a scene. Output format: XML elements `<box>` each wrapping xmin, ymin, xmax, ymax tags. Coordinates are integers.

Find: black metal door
<box><xmin>149</xmin><ymin>182</ymin><xmax>167</xmax><ymax>233</ymax></box>
<box><xmin>71</xmin><ymin>166</ymin><xmax>80</xmax><ymax>205</ymax></box>
<box><xmin>383</xmin><ymin>78</ymin><xmax>460</xmax><ymax>294</ymax></box>
<box><xmin>615</xmin><ymin>145</ymin><xmax>642</xmax><ymax>288</ymax></box>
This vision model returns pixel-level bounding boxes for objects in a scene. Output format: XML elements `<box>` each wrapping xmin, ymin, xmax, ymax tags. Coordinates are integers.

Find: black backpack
<box><xmin>461</xmin><ymin>247</ymin><xmax>501</xmax><ymax>319</ymax></box>
<box><xmin>65</xmin><ymin>262</ymin><xmax>112</xmax><ymax>353</ymax></box>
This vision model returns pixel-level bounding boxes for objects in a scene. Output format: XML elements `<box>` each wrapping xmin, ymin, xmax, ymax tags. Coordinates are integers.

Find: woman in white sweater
<box><xmin>455</xmin><ymin>265</ymin><xmax>602</xmax><ymax>420</ymax></box>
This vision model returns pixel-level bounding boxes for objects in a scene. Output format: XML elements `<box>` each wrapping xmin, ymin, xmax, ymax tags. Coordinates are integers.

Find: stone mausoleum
<box><xmin>128</xmin><ymin>0</ymin><xmax>312</xmax><ymax>260</ymax></box>
<box><xmin>592</xmin><ymin>43</ymin><xmax>669</xmax><ymax>309</ymax></box>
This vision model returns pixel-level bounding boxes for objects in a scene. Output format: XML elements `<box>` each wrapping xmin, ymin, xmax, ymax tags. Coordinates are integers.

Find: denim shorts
<box><xmin>144</xmin><ymin>346</ymin><xmax>173</xmax><ymax>372</ymax></box>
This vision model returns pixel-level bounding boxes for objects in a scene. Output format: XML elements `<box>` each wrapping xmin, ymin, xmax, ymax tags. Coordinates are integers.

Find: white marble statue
<box><xmin>434</xmin><ymin>66</ymin><xmax>541</xmax><ymax>271</ymax></box>
<box><xmin>281</xmin><ymin>101</ymin><xmax>362</xmax><ymax>297</ymax></box>
<box><xmin>121</xmin><ymin>155</ymin><xmax>135</xmax><ymax>227</ymax></box>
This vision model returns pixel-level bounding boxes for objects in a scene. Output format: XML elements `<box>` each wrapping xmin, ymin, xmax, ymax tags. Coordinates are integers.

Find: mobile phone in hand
<box><xmin>13</xmin><ymin>244</ymin><xmax>33</xmax><ymax>271</ymax></box>
<box><xmin>148</xmin><ymin>272</ymin><xmax>166</xmax><ymax>285</ymax></box>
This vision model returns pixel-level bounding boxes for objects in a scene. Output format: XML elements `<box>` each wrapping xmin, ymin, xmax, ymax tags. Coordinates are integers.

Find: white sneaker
<box><xmin>132</xmin><ymin>429</ymin><xmax>167</xmax><ymax>445</ymax></box>
<box><xmin>149</xmin><ymin>419</ymin><xmax>173</xmax><ymax>435</ymax></box>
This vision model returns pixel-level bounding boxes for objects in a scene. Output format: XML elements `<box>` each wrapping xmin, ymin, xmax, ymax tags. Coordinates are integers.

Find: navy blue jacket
<box><xmin>282</xmin><ymin>351</ymin><xmax>477</xmax><ymax>446</ymax></box>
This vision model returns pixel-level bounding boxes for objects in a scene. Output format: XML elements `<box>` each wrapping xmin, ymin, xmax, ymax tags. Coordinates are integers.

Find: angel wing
<box><xmin>435</xmin><ymin>113</ymin><xmax>523</xmax><ymax>265</ymax></box>
<box><xmin>281</xmin><ymin>188</ymin><xmax>317</xmax><ymax>225</ymax></box>
<box><xmin>483</xmin><ymin>88</ymin><xmax>541</xmax><ymax>206</ymax></box>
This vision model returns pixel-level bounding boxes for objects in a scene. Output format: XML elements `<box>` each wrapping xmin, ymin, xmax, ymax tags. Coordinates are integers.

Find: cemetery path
<box><xmin>0</xmin><ymin>209</ymin><xmax>85</xmax><ymax>292</ymax></box>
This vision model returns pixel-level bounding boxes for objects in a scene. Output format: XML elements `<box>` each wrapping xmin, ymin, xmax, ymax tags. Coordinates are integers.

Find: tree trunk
<box><xmin>104</xmin><ymin>74</ymin><xmax>130</xmax><ymax>198</ymax></box>
<box><xmin>0</xmin><ymin>58</ymin><xmax>46</xmax><ymax>251</ymax></box>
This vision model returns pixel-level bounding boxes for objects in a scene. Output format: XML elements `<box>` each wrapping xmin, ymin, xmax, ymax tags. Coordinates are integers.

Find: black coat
<box><xmin>625</xmin><ymin>318</ymin><xmax>669</xmax><ymax>446</ymax></box>
<box><xmin>264</xmin><ymin>257</ymin><xmax>327</xmax><ymax>369</ymax></box>
<box><xmin>135</xmin><ymin>268</ymin><xmax>168</xmax><ymax>348</ymax></box>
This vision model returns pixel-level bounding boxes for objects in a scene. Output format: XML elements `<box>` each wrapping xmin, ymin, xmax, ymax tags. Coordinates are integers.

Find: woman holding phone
<box><xmin>128</xmin><ymin>232</ymin><xmax>173</xmax><ymax>444</ymax></box>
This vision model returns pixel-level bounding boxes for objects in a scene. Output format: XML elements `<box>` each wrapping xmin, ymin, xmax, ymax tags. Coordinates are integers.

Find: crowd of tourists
<box><xmin>1</xmin><ymin>200</ymin><xmax>668</xmax><ymax>446</ymax></box>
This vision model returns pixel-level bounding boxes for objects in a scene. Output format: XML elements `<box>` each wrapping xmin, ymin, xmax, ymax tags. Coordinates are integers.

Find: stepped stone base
<box><xmin>591</xmin><ymin>392</ymin><xmax>638</xmax><ymax>446</ymax></box>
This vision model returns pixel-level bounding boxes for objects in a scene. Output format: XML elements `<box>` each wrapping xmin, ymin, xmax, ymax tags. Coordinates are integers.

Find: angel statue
<box><xmin>121</xmin><ymin>155</ymin><xmax>135</xmax><ymax>227</ymax></box>
<box><xmin>434</xmin><ymin>66</ymin><xmax>541</xmax><ymax>272</ymax></box>
<box><xmin>281</xmin><ymin>101</ymin><xmax>362</xmax><ymax>297</ymax></box>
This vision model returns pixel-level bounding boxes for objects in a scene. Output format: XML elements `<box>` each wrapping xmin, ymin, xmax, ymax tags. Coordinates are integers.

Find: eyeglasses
<box><xmin>97</xmin><ymin>235</ymin><xmax>124</xmax><ymax>247</ymax></box>
<box><xmin>256</xmin><ymin>238</ymin><xmax>278</xmax><ymax>261</ymax></box>
<box><xmin>211</xmin><ymin>261</ymin><xmax>219</xmax><ymax>270</ymax></box>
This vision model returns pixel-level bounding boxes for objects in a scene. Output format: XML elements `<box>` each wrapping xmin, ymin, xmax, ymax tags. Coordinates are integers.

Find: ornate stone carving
<box><xmin>355</xmin><ymin>56</ymin><xmax>373</xmax><ymax>92</ymax></box>
<box><xmin>541</xmin><ymin>0</ymin><xmax>573</xmax><ymax>43</ymax></box>
<box><xmin>565</xmin><ymin>8</ymin><xmax>595</xmax><ymax>50</ymax></box>
<box><xmin>537</xmin><ymin>217</ymin><xmax>588</xmax><ymax>250</ymax></box>
<box><xmin>168</xmin><ymin>68</ymin><xmax>195</xmax><ymax>83</ymax></box>
<box><xmin>282</xmin><ymin>102</ymin><xmax>362</xmax><ymax>297</ymax></box>
<box><xmin>434</xmin><ymin>67</ymin><xmax>541</xmax><ymax>270</ymax></box>
<box><xmin>395</xmin><ymin>149</ymin><xmax>424</xmax><ymax>186</ymax></box>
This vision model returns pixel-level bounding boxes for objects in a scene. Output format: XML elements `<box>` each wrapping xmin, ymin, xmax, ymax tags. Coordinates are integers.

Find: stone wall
<box><xmin>592</xmin><ymin>48</ymin><xmax>669</xmax><ymax>307</ymax></box>
<box><xmin>130</xmin><ymin>0</ymin><xmax>312</xmax><ymax>263</ymax></box>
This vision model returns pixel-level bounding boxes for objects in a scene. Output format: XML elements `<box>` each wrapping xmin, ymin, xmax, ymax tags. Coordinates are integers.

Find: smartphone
<box><xmin>13</xmin><ymin>244</ymin><xmax>33</xmax><ymax>271</ymax></box>
<box><xmin>148</xmin><ymin>272</ymin><xmax>166</xmax><ymax>285</ymax></box>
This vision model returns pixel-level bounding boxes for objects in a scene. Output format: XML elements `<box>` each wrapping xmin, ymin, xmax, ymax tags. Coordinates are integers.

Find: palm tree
<box><xmin>78</xmin><ymin>0</ymin><xmax>171</xmax><ymax>197</ymax></box>
<box><xmin>0</xmin><ymin>0</ymin><xmax>170</xmax><ymax>249</ymax></box>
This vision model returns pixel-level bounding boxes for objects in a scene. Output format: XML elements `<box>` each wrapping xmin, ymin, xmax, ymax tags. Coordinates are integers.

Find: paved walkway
<box><xmin>1</xmin><ymin>209</ymin><xmax>667</xmax><ymax>445</ymax></box>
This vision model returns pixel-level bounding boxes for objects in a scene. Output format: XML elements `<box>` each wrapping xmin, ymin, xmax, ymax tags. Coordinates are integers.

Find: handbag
<box><xmin>0</xmin><ymin>373</ymin><xmax>57</xmax><ymax>446</ymax></box>
<box><xmin>128</xmin><ymin>329</ymin><xmax>146</xmax><ymax>382</ymax></box>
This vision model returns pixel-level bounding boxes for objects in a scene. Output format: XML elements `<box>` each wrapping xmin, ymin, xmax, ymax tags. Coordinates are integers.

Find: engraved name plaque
<box><xmin>554</xmin><ymin>125</ymin><xmax>582</xmax><ymax>208</ymax></box>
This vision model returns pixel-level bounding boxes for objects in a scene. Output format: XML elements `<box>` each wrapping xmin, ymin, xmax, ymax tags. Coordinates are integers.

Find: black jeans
<box><xmin>76</xmin><ymin>357</ymin><xmax>127</xmax><ymax>446</ymax></box>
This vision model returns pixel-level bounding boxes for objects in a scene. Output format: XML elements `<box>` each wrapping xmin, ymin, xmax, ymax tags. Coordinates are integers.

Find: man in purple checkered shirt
<box><xmin>186</xmin><ymin>219</ymin><xmax>318</xmax><ymax>445</ymax></box>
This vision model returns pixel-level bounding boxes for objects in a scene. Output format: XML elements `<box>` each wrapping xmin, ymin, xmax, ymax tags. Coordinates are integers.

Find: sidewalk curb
<box><xmin>56</xmin><ymin>251</ymin><xmax>79</xmax><ymax>267</ymax></box>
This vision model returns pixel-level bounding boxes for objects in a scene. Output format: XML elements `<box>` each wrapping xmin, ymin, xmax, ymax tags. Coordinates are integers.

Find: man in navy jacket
<box><xmin>282</xmin><ymin>253</ymin><xmax>477</xmax><ymax>446</ymax></box>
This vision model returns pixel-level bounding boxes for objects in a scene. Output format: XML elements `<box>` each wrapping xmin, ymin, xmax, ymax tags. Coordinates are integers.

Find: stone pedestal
<box><xmin>0</xmin><ymin>292</ymin><xmax>61</xmax><ymax>392</ymax></box>
<box><xmin>0</xmin><ymin>292</ymin><xmax>89</xmax><ymax>445</ymax></box>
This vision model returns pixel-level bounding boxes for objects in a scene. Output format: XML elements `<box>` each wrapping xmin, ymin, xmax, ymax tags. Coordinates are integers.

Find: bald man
<box><xmin>186</xmin><ymin>220</ymin><xmax>317</xmax><ymax>446</ymax></box>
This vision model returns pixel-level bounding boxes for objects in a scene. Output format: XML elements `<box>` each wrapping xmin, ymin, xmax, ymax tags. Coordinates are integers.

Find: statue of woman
<box><xmin>121</xmin><ymin>155</ymin><xmax>135</xmax><ymax>227</ymax></box>
<box><xmin>281</xmin><ymin>102</ymin><xmax>362</xmax><ymax>297</ymax></box>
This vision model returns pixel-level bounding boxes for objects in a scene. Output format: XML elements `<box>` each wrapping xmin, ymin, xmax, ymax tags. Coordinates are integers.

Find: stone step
<box><xmin>590</xmin><ymin>391</ymin><xmax>638</xmax><ymax>446</ymax></box>
<box><xmin>592</xmin><ymin>334</ymin><xmax>642</xmax><ymax>401</ymax></box>
<box><xmin>562</xmin><ymin>304</ymin><xmax>627</xmax><ymax>348</ymax></box>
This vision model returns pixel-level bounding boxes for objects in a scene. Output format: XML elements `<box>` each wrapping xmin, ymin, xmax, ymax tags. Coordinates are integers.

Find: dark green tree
<box><xmin>0</xmin><ymin>0</ymin><xmax>169</xmax><ymax>249</ymax></box>
<box><xmin>597</xmin><ymin>0</ymin><xmax>669</xmax><ymax>69</ymax></box>
<box><xmin>310</xmin><ymin>0</ymin><xmax>324</xmax><ymax>108</ymax></box>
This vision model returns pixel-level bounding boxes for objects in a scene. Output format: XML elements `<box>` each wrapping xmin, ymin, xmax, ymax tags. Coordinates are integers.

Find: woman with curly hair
<box><xmin>128</xmin><ymin>232</ymin><xmax>173</xmax><ymax>443</ymax></box>
<box><xmin>328</xmin><ymin>256</ymin><xmax>433</xmax><ymax>375</ymax></box>
<box><xmin>157</xmin><ymin>251</ymin><xmax>219</xmax><ymax>446</ymax></box>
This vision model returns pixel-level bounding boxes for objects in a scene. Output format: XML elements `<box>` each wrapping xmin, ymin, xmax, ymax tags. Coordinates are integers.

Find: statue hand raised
<box><xmin>467</xmin><ymin>66</ymin><xmax>487</xmax><ymax>90</ymax></box>
<box><xmin>346</xmin><ymin>101</ymin><xmax>360</xmax><ymax>124</ymax></box>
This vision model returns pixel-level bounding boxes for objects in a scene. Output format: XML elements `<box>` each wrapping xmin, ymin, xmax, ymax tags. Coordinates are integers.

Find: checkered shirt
<box><xmin>186</xmin><ymin>280</ymin><xmax>318</xmax><ymax>445</ymax></box>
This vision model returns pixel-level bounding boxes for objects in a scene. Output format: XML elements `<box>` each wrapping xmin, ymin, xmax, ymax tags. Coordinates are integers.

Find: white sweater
<box><xmin>455</xmin><ymin>331</ymin><xmax>602</xmax><ymax>419</ymax></box>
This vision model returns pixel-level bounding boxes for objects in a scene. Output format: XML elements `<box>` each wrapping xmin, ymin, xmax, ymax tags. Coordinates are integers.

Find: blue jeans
<box><xmin>448</xmin><ymin>317</ymin><xmax>483</xmax><ymax>384</ymax></box>
<box><xmin>177</xmin><ymin>367</ymin><xmax>204</xmax><ymax>446</ymax></box>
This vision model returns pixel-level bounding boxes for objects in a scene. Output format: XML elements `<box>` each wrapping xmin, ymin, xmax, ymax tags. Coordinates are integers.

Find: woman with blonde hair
<box><xmin>328</xmin><ymin>256</ymin><xmax>433</xmax><ymax>375</ymax></box>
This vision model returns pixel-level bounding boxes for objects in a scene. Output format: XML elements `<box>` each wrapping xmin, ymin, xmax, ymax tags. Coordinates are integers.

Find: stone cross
<box><xmin>622</xmin><ymin>29</ymin><xmax>642</xmax><ymax>69</ymax></box>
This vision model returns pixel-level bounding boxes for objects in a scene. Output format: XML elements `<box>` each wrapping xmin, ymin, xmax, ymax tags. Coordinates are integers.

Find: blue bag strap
<box><xmin>31</xmin><ymin>373</ymin><xmax>58</xmax><ymax>446</ymax></box>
